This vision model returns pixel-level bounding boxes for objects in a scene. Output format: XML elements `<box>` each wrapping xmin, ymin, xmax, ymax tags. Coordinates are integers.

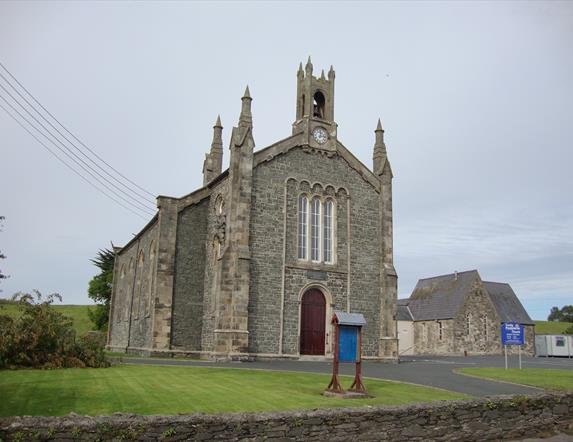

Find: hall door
<box><xmin>300</xmin><ymin>289</ymin><xmax>326</xmax><ymax>355</ymax></box>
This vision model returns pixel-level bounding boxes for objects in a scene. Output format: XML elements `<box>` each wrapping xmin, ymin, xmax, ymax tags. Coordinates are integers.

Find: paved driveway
<box><xmin>123</xmin><ymin>354</ymin><xmax>572</xmax><ymax>397</ymax></box>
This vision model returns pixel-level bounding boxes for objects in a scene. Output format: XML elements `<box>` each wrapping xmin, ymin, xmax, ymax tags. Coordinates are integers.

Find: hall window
<box><xmin>297</xmin><ymin>194</ymin><xmax>336</xmax><ymax>264</ymax></box>
<box><xmin>465</xmin><ymin>313</ymin><xmax>471</xmax><ymax>336</ymax></box>
<box><xmin>482</xmin><ymin>315</ymin><xmax>488</xmax><ymax>339</ymax></box>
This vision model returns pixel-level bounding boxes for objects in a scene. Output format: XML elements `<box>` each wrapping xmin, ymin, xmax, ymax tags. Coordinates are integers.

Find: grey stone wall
<box><xmin>171</xmin><ymin>198</ymin><xmax>209</xmax><ymax>350</ymax></box>
<box><xmin>413</xmin><ymin>319</ymin><xmax>456</xmax><ymax>355</ymax></box>
<box><xmin>108</xmin><ymin>221</ymin><xmax>158</xmax><ymax>351</ymax></box>
<box><xmin>249</xmin><ymin>147</ymin><xmax>382</xmax><ymax>357</ymax></box>
<box><xmin>2</xmin><ymin>392</ymin><xmax>572</xmax><ymax>441</ymax></box>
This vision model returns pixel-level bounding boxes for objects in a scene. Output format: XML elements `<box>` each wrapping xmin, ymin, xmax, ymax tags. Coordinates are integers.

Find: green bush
<box><xmin>0</xmin><ymin>291</ymin><xmax>109</xmax><ymax>369</ymax></box>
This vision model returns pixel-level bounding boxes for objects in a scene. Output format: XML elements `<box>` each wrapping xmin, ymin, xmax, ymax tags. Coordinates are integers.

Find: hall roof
<box><xmin>406</xmin><ymin>270</ymin><xmax>481</xmax><ymax>321</ymax></box>
<box><xmin>401</xmin><ymin>270</ymin><xmax>533</xmax><ymax>325</ymax></box>
<box><xmin>483</xmin><ymin>281</ymin><xmax>534</xmax><ymax>325</ymax></box>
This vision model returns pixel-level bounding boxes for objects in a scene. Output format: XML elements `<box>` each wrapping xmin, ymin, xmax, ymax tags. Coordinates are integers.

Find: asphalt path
<box><xmin>121</xmin><ymin>354</ymin><xmax>572</xmax><ymax>397</ymax></box>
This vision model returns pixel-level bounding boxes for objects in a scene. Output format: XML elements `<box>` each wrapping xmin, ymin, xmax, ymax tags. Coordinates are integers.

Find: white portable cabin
<box><xmin>535</xmin><ymin>335</ymin><xmax>573</xmax><ymax>357</ymax></box>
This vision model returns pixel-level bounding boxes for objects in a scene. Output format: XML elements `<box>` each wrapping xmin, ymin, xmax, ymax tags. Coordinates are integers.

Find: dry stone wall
<box><xmin>2</xmin><ymin>393</ymin><xmax>572</xmax><ymax>441</ymax></box>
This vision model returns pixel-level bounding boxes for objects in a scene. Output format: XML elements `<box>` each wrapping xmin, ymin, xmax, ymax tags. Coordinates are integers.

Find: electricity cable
<box><xmin>0</xmin><ymin>93</ymin><xmax>155</xmax><ymax>217</ymax></box>
<box><xmin>0</xmin><ymin>100</ymin><xmax>149</xmax><ymax>221</ymax></box>
<box><xmin>0</xmin><ymin>61</ymin><xmax>156</xmax><ymax>200</ymax></box>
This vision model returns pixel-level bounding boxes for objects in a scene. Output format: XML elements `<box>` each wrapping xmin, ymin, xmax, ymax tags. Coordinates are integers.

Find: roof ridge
<box><xmin>417</xmin><ymin>269</ymin><xmax>478</xmax><ymax>282</ymax></box>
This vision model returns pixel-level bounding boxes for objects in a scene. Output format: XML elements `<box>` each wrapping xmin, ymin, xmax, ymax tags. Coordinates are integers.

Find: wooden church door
<box><xmin>300</xmin><ymin>289</ymin><xmax>326</xmax><ymax>355</ymax></box>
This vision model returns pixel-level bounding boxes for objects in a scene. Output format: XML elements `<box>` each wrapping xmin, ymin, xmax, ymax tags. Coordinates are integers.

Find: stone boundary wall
<box><xmin>1</xmin><ymin>392</ymin><xmax>572</xmax><ymax>441</ymax></box>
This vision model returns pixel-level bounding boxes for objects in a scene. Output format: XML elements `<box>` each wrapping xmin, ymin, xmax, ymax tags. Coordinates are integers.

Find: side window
<box><xmin>556</xmin><ymin>337</ymin><xmax>565</xmax><ymax>347</ymax></box>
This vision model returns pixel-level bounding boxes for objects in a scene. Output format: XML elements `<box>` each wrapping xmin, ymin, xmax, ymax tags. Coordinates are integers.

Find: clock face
<box><xmin>312</xmin><ymin>127</ymin><xmax>328</xmax><ymax>145</ymax></box>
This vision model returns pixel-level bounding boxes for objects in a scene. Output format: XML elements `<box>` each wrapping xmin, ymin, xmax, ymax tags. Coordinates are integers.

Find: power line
<box><xmin>0</xmin><ymin>81</ymin><xmax>156</xmax><ymax>212</ymax></box>
<box><xmin>0</xmin><ymin>69</ymin><xmax>155</xmax><ymax>205</ymax></box>
<box><xmin>0</xmin><ymin>100</ymin><xmax>149</xmax><ymax>221</ymax></box>
<box><xmin>0</xmin><ymin>61</ymin><xmax>156</xmax><ymax>201</ymax></box>
<box><xmin>0</xmin><ymin>93</ymin><xmax>156</xmax><ymax>217</ymax></box>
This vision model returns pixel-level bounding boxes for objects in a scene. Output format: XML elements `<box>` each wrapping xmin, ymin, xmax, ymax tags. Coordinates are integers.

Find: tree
<box><xmin>87</xmin><ymin>248</ymin><xmax>115</xmax><ymax>331</ymax></box>
<box><xmin>547</xmin><ymin>305</ymin><xmax>573</xmax><ymax>323</ymax></box>
<box><xmin>0</xmin><ymin>290</ymin><xmax>108</xmax><ymax>368</ymax></box>
<box><xmin>0</xmin><ymin>216</ymin><xmax>7</xmax><ymax>288</ymax></box>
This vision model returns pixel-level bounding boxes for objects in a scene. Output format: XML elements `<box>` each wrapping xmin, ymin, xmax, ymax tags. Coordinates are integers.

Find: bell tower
<box><xmin>292</xmin><ymin>57</ymin><xmax>337</xmax><ymax>151</ymax></box>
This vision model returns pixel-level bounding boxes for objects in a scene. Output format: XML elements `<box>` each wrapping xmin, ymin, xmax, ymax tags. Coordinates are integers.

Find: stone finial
<box><xmin>204</xmin><ymin>115</ymin><xmax>224</xmax><ymax>185</ymax></box>
<box><xmin>320</xmin><ymin>69</ymin><xmax>326</xmax><ymax>80</ymax></box>
<box><xmin>305</xmin><ymin>56</ymin><xmax>313</xmax><ymax>75</ymax></box>
<box><xmin>298</xmin><ymin>62</ymin><xmax>304</xmax><ymax>79</ymax></box>
<box><xmin>328</xmin><ymin>65</ymin><xmax>335</xmax><ymax>79</ymax></box>
<box><xmin>373</xmin><ymin>118</ymin><xmax>388</xmax><ymax>175</ymax></box>
<box><xmin>375</xmin><ymin>118</ymin><xmax>385</xmax><ymax>146</ymax></box>
<box><xmin>239</xmin><ymin>86</ymin><xmax>252</xmax><ymax>126</ymax></box>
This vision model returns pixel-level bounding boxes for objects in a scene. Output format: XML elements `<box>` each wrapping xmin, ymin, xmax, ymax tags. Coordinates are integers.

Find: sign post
<box><xmin>501</xmin><ymin>322</ymin><xmax>524</xmax><ymax>370</ymax></box>
<box><xmin>325</xmin><ymin>311</ymin><xmax>368</xmax><ymax>397</ymax></box>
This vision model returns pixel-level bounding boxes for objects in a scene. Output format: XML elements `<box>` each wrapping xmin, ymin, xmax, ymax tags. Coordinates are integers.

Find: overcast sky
<box><xmin>1</xmin><ymin>1</ymin><xmax>571</xmax><ymax>320</ymax></box>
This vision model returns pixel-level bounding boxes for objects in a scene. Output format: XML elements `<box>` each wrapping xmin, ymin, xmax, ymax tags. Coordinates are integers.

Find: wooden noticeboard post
<box><xmin>325</xmin><ymin>311</ymin><xmax>367</xmax><ymax>396</ymax></box>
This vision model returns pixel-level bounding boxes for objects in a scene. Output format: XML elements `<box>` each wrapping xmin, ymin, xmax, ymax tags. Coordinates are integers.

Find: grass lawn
<box><xmin>458</xmin><ymin>368</ymin><xmax>573</xmax><ymax>391</ymax></box>
<box><xmin>535</xmin><ymin>320</ymin><xmax>573</xmax><ymax>335</ymax></box>
<box><xmin>0</xmin><ymin>365</ymin><xmax>468</xmax><ymax>417</ymax></box>
<box><xmin>0</xmin><ymin>303</ymin><xmax>95</xmax><ymax>336</ymax></box>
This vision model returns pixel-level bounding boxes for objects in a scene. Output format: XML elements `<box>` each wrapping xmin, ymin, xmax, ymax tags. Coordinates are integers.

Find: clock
<box><xmin>312</xmin><ymin>127</ymin><xmax>328</xmax><ymax>145</ymax></box>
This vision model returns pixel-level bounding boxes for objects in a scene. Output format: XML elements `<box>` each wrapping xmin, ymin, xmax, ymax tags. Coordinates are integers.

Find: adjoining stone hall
<box><xmin>107</xmin><ymin>59</ymin><xmax>399</xmax><ymax>360</ymax></box>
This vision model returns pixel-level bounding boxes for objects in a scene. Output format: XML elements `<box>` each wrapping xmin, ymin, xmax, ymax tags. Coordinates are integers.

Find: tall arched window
<box><xmin>323</xmin><ymin>199</ymin><xmax>333</xmax><ymax>263</ymax></box>
<box><xmin>298</xmin><ymin>195</ymin><xmax>308</xmax><ymax>260</ymax></box>
<box><xmin>297</xmin><ymin>193</ymin><xmax>336</xmax><ymax>264</ymax></box>
<box><xmin>310</xmin><ymin>197</ymin><xmax>321</xmax><ymax>262</ymax></box>
<box><xmin>135</xmin><ymin>250</ymin><xmax>145</xmax><ymax>318</ymax></box>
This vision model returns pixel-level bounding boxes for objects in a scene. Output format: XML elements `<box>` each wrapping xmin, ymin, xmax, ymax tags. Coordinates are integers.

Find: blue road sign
<box><xmin>501</xmin><ymin>322</ymin><xmax>524</xmax><ymax>345</ymax></box>
<box><xmin>339</xmin><ymin>326</ymin><xmax>358</xmax><ymax>362</ymax></box>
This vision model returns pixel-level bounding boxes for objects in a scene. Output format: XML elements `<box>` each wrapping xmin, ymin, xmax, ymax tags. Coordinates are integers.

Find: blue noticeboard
<box><xmin>501</xmin><ymin>322</ymin><xmax>524</xmax><ymax>345</ymax></box>
<box><xmin>339</xmin><ymin>326</ymin><xmax>358</xmax><ymax>362</ymax></box>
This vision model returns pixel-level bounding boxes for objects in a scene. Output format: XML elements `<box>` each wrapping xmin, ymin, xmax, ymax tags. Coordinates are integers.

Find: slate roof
<box><xmin>333</xmin><ymin>311</ymin><xmax>366</xmax><ymax>326</ymax></box>
<box><xmin>400</xmin><ymin>269</ymin><xmax>533</xmax><ymax>325</ymax></box>
<box><xmin>406</xmin><ymin>270</ymin><xmax>481</xmax><ymax>321</ymax></box>
<box><xmin>397</xmin><ymin>300</ymin><xmax>413</xmax><ymax>321</ymax></box>
<box><xmin>483</xmin><ymin>281</ymin><xmax>534</xmax><ymax>325</ymax></box>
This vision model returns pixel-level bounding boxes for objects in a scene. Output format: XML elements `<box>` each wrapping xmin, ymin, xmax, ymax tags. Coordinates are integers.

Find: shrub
<box><xmin>0</xmin><ymin>291</ymin><xmax>109</xmax><ymax>369</ymax></box>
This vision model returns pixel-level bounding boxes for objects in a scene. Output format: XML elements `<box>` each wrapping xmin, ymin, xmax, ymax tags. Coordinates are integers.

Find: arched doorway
<box><xmin>300</xmin><ymin>288</ymin><xmax>326</xmax><ymax>355</ymax></box>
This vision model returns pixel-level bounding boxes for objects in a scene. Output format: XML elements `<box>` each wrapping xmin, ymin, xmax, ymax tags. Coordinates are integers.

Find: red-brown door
<box><xmin>300</xmin><ymin>289</ymin><xmax>326</xmax><ymax>355</ymax></box>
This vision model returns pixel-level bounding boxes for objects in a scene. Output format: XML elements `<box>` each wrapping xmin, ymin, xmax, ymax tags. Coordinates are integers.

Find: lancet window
<box><xmin>297</xmin><ymin>194</ymin><xmax>335</xmax><ymax>264</ymax></box>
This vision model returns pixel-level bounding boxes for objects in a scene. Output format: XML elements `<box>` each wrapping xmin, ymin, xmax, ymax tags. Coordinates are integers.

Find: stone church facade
<box><xmin>107</xmin><ymin>59</ymin><xmax>398</xmax><ymax>360</ymax></box>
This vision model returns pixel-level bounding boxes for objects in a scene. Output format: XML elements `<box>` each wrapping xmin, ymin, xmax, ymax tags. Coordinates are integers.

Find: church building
<box><xmin>397</xmin><ymin>270</ymin><xmax>535</xmax><ymax>356</ymax></box>
<box><xmin>107</xmin><ymin>59</ymin><xmax>398</xmax><ymax>361</ymax></box>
